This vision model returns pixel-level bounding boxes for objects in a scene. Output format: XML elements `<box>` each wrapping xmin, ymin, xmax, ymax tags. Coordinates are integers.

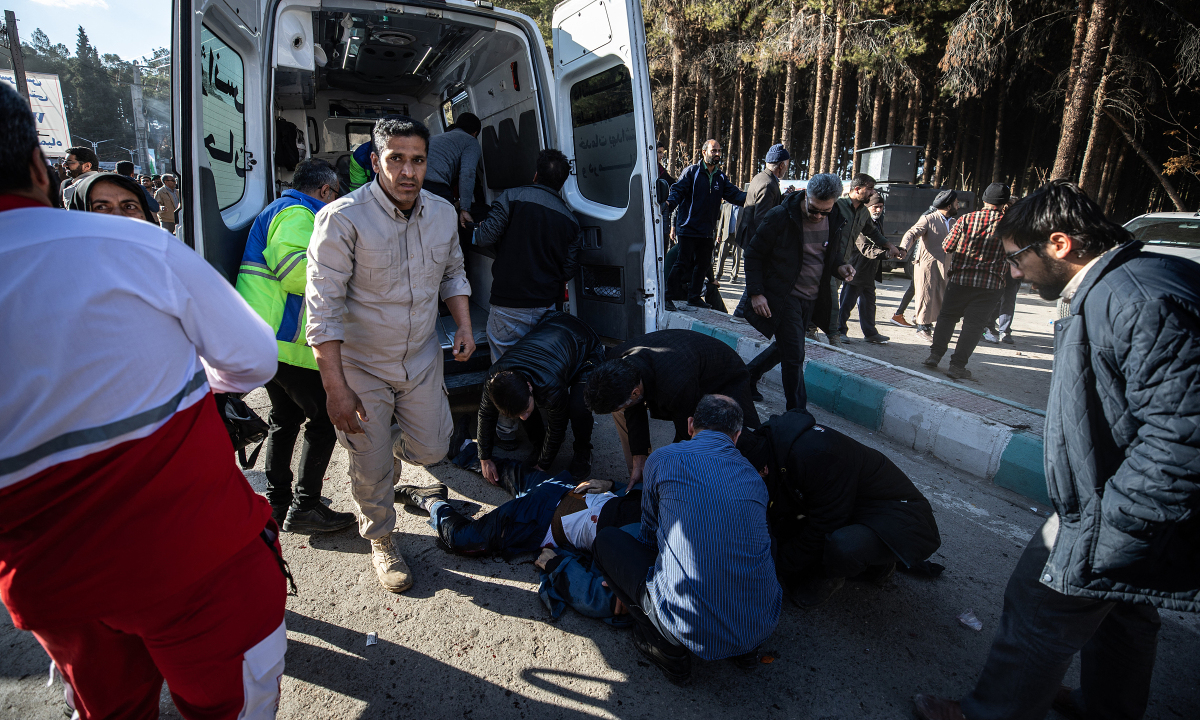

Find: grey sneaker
<box><xmin>946</xmin><ymin>364</ymin><xmax>973</xmax><ymax>380</ymax></box>
<box><xmin>922</xmin><ymin>353</ymin><xmax>941</xmax><ymax>368</ymax></box>
<box><xmin>394</xmin><ymin>483</ymin><xmax>448</xmax><ymax>511</ymax></box>
<box><xmin>370</xmin><ymin>533</ymin><xmax>414</xmax><ymax>593</ymax></box>
<box><xmin>283</xmin><ymin>503</ymin><xmax>357</xmax><ymax>534</ymax></box>
<box><xmin>915</xmin><ymin>327</ymin><xmax>934</xmax><ymax>342</ymax></box>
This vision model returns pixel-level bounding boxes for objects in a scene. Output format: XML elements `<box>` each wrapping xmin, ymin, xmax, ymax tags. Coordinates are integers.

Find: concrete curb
<box><xmin>669</xmin><ymin>311</ymin><xmax>1050</xmax><ymax>505</ymax></box>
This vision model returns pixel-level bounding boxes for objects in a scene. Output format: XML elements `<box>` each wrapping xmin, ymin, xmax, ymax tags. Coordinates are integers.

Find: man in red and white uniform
<box><xmin>0</xmin><ymin>83</ymin><xmax>287</xmax><ymax>719</ymax></box>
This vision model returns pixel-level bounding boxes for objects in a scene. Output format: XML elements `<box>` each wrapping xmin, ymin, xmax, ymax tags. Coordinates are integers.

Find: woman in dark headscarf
<box><xmin>896</xmin><ymin>189</ymin><xmax>959</xmax><ymax>341</ymax></box>
<box><xmin>66</xmin><ymin>172</ymin><xmax>157</xmax><ymax>223</ymax></box>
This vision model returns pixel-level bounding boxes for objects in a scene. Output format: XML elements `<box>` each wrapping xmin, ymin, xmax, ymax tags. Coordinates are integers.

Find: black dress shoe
<box><xmin>394</xmin><ymin>483</ymin><xmax>448</xmax><ymax>511</ymax></box>
<box><xmin>270</xmin><ymin>504</ymin><xmax>288</xmax><ymax>528</ymax></box>
<box><xmin>686</xmin><ymin>299</ymin><xmax>711</xmax><ymax>310</ymax></box>
<box><xmin>631</xmin><ymin>625</ymin><xmax>691</xmax><ymax>686</ymax></box>
<box><xmin>568</xmin><ymin>452</ymin><xmax>592</xmax><ymax>480</ymax></box>
<box><xmin>728</xmin><ymin>648</ymin><xmax>759</xmax><ymax>670</ymax></box>
<box><xmin>283</xmin><ymin>503</ymin><xmax>357</xmax><ymax>534</ymax></box>
<box><xmin>664</xmin><ymin>299</ymin><xmax>678</xmax><ymax>312</ymax></box>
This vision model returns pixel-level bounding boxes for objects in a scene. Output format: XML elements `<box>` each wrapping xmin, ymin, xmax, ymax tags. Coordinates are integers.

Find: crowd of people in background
<box><xmin>2</xmin><ymin>75</ymin><xmax>1197</xmax><ymax>720</ymax></box>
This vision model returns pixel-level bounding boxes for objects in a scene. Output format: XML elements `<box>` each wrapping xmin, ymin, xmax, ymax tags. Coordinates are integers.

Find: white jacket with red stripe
<box><xmin>0</xmin><ymin>203</ymin><xmax>278</xmax><ymax>628</ymax></box>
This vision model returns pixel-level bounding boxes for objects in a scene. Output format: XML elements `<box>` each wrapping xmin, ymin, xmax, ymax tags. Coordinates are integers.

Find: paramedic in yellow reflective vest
<box><xmin>235</xmin><ymin>158</ymin><xmax>357</xmax><ymax>534</ymax></box>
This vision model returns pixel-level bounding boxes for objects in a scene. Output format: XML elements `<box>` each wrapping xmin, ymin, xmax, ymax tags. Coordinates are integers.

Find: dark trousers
<box><xmin>895</xmin><ymin>279</ymin><xmax>915</xmax><ymax>315</ymax></box>
<box><xmin>987</xmin><ymin>277</ymin><xmax>1021</xmax><ymax>337</ymax></box>
<box><xmin>747</xmin><ymin>342</ymin><xmax>779</xmax><ymax>384</ymax></box>
<box><xmin>668</xmin><ymin>233</ymin><xmax>716</xmax><ymax>303</ymax></box>
<box><xmin>961</xmin><ymin>517</ymin><xmax>1161</xmax><ymax>720</ymax></box>
<box><xmin>930</xmin><ymin>283</ymin><xmax>1003</xmax><ymax>368</ymax></box>
<box><xmin>423</xmin><ymin>180</ymin><xmax>455</xmax><ymax>204</ymax></box>
<box><xmin>837</xmin><ymin>282</ymin><xmax>880</xmax><ymax>337</ymax></box>
<box><xmin>522</xmin><ymin>380</ymin><xmax>594</xmax><ymax>460</ymax></box>
<box><xmin>764</xmin><ymin>292</ymin><xmax>815</xmax><ymax>411</ymax></box>
<box><xmin>263</xmin><ymin>362</ymin><xmax>337</xmax><ymax>510</ymax></box>
<box><xmin>592</xmin><ymin>526</ymin><xmax>683</xmax><ymax>648</ymax></box>
<box><xmin>822</xmin><ymin>524</ymin><xmax>899</xmax><ymax>578</ymax></box>
<box><xmin>431</xmin><ymin>466</ymin><xmax>559</xmax><ymax>555</ymax></box>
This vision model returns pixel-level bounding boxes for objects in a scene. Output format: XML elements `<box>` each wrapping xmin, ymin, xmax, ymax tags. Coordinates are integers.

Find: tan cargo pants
<box><xmin>336</xmin><ymin>359</ymin><xmax>453</xmax><ymax>540</ymax></box>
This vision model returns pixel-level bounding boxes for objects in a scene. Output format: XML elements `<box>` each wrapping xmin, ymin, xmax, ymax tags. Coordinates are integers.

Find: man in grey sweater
<box><xmin>426</xmin><ymin>112</ymin><xmax>483</xmax><ymax>228</ymax></box>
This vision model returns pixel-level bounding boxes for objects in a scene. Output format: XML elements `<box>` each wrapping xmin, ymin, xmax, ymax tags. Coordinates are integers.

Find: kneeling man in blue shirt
<box><xmin>593</xmin><ymin>394</ymin><xmax>782</xmax><ymax>685</ymax></box>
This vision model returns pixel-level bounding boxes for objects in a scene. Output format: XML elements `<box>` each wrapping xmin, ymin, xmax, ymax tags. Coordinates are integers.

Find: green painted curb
<box><xmin>688</xmin><ymin>320</ymin><xmax>740</xmax><ymax>350</ymax></box>
<box><xmin>993</xmin><ymin>432</ymin><xmax>1050</xmax><ymax>505</ymax></box>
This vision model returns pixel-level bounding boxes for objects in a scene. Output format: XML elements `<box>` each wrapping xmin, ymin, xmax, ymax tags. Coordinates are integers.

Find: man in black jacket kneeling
<box><xmin>739</xmin><ymin>410</ymin><xmax>941</xmax><ymax>608</ymax></box>
<box><xmin>477</xmin><ymin>311</ymin><xmax>606</xmax><ymax>483</ymax></box>
<box><xmin>914</xmin><ymin>181</ymin><xmax>1200</xmax><ymax>720</ymax></box>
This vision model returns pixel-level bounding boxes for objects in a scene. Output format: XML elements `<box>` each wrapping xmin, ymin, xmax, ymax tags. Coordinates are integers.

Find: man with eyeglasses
<box><xmin>913</xmin><ymin>182</ymin><xmax>1200</xmax><ymax>720</ymax></box>
<box><xmin>922</xmin><ymin>182</ymin><xmax>1011</xmax><ymax>380</ymax></box>
<box><xmin>741</xmin><ymin>173</ymin><xmax>856</xmax><ymax>410</ymax></box>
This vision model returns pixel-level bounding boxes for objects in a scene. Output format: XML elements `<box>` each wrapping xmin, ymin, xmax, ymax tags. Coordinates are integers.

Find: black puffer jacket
<box><xmin>1042</xmin><ymin>242</ymin><xmax>1200</xmax><ymax>612</ymax></box>
<box><xmin>742</xmin><ymin>190</ymin><xmax>848</xmax><ymax>335</ymax></box>
<box><xmin>477</xmin><ymin>312</ymin><xmax>605</xmax><ymax>467</ymax></box>
<box><xmin>757</xmin><ymin>410</ymin><xmax>940</xmax><ymax>585</ymax></box>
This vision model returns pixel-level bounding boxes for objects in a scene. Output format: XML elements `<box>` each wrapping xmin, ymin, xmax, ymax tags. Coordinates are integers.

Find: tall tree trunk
<box><xmin>808</xmin><ymin>17</ymin><xmax>829</xmax><ymax>176</ymax></box>
<box><xmin>885</xmin><ymin>79</ymin><xmax>900</xmax><ymax>144</ymax></box>
<box><xmin>1103</xmin><ymin>145</ymin><xmax>1127</xmax><ymax>215</ymax></box>
<box><xmin>922</xmin><ymin>102</ymin><xmax>938</xmax><ymax>184</ymax></box>
<box><xmin>1105</xmin><ymin>109</ymin><xmax>1187</xmax><ymax>211</ymax></box>
<box><xmin>853</xmin><ymin>71</ymin><xmax>869</xmax><ymax>174</ymax></box>
<box><xmin>909</xmin><ymin>79</ymin><xmax>921</xmax><ymax>145</ymax></box>
<box><xmin>773</xmin><ymin>75</ymin><xmax>784</xmax><ymax>144</ymax></box>
<box><xmin>1078</xmin><ymin>9</ymin><xmax>1124</xmax><ymax>195</ymax></box>
<box><xmin>728</xmin><ymin>66</ymin><xmax>743</xmax><ymax>182</ymax></box>
<box><xmin>902</xmin><ymin>87</ymin><xmax>916</xmax><ymax>144</ymax></box>
<box><xmin>870</xmin><ymin>73</ymin><xmax>886</xmax><ymax>147</ymax></box>
<box><xmin>781</xmin><ymin>61</ymin><xmax>797</xmax><ymax>151</ymax></box>
<box><xmin>1096</xmin><ymin>127</ymin><xmax>1119</xmax><ymax>207</ymax></box>
<box><xmin>705</xmin><ymin>69</ymin><xmax>717</xmax><ymax>140</ymax></box>
<box><xmin>667</xmin><ymin>33</ymin><xmax>683</xmax><ymax>173</ymax></box>
<box><xmin>991</xmin><ymin>85</ymin><xmax>1007</xmax><ymax>183</ymax></box>
<box><xmin>749</xmin><ymin>65</ymin><xmax>766</xmax><ymax>180</ymax></box>
<box><xmin>1065</xmin><ymin>0</ymin><xmax>1093</xmax><ymax>98</ymax></box>
<box><xmin>948</xmin><ymin>104</ymin><xmax>966</xmax><ymax>186</ymax></box>
<box><xmin>821</xmin><ymin>10</ymin><xmax>846</xmax><ymax>172</ymax></box>
<box><xmin>932</xmin><ymin>111</ymin><xmax>949</xmax><ymax>186</ymax></box>
<box><xmin>973</xmin><ymin>100</ymin><xmax>990</xmax><ymax>194</ymax></box>
<box><xmin>691</xmin><ymin>69</ymin><xmax>704</xmax><ymax>162</ymax></box>
<box><xmin>1051</xmin><ymin>0</ymin><xmax>1115</xmax><ymax>180</ymax></box>
<box><xmin>827</xmin><ymin>66</ymin><xmax>846</xmax><ymax>174</ymax></box>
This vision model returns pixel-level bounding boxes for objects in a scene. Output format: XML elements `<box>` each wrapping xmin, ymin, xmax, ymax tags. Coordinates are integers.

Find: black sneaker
<box><xmin>394</xmin><ymin>483</ymin><xmax>448</xmax><ymax>511</ymax></box>
<box><xmin>792</xmin><ymin>576</ymin><xmax>846</xmax><ymax>608</ymax></box>
<box><xmin>1001</xmin><ymin>334</ymin><xmax>1015</xmax><ymax>345</ymax></box>
<box><xmin>283</xmin><ymin>503</ymin><xmax>357</xmax><ymax>534</ymax></box>
<box><xmin>270</xmin><ymin>504</ymin><xmax>288</xmax><ymax>528</ymax></box>
<box><xmin>686</xmin><ymin>299</ymin><xmax>710</xmax><ymax>310</ymax></box>
<box><xmin>865</xmin><ymin>333</ymin><xmax>890</xmax><ymax>344</ymax></box>
<box><xmin>631</xmin><ymin>625</ymin><xmax>692</xmax><ymax>686</ymax></box>
<box><xmin>568</xmin><ymin>452</ymin><xmax>592</xmax><ymax>480</ymax></box>
<box><xmin>946</xmin><ymin>364</ymin><xmax>973</xmax><ymax>380</ymax></box>
<box><xmin>664</xmin><ymin>299</ymin><xmax>678</xmax><ymax>312</ymax></box>
<box><xmin>922</xmin><ymin>353</ymin><xmax>941</xmax><ymax>368</ymax></box>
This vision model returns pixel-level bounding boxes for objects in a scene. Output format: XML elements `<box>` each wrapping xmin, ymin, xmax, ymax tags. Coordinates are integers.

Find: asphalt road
<box><xmin>3</xmin><ymin>383</ymin><xmax>1198</xmax><ymax>719</ymax></box>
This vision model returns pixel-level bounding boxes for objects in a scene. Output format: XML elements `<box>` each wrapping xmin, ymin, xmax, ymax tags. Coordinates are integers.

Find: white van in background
<box><xmin>171</xmin><ymin>0</ymin><xmax>667</xmax><ymax>397</ymax></box>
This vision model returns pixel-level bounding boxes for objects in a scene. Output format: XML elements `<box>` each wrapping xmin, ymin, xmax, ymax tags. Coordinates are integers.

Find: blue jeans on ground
<box><xmin>837</xmin><ymin>283</ymin><xmax>880</xmax><ymax>338</ymax></box>
<box><xmin>960</xmin><ymin>516</ymin><xmax>1161</xmax><ymax>720</ymax></box>
<box><xmin>428</xmin><ymin>466</ymin><xmax>573</xmax><ymax>556</ymax></box>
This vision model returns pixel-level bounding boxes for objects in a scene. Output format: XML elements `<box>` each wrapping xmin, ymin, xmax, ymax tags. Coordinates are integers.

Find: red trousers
<box><xmin>30</xmin><ymin>535</ymin><xmax>286</xmax><ymax>720</ymax></box>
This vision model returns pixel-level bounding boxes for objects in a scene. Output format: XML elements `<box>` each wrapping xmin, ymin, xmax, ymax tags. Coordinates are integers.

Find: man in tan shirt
<box><xmin>306</xmin><ymin>116</ymin><xmax>476</xmax><ymax>593</ymax></box>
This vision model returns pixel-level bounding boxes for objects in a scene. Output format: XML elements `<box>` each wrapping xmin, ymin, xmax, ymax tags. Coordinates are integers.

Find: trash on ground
<box><xmin>366</xmin><ymin>632</ymin><xmax>378</xmax><ymax>646</ymax></box>
<box><xmin>958</xmin><ymin>610</ymin><xmax>983</xmax><ymax>632</ymax></box>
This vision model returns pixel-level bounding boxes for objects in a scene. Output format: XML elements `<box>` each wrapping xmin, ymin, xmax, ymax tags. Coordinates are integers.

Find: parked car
<box><xmin>1124</xmin><ymin>211</ymin><xmax>1200</xmax><ymax>264</ymax></box>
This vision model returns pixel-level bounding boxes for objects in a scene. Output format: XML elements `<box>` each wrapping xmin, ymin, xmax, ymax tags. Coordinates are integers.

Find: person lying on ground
<box><xmin>592</xmin><ymin>394</ymin><xmax>782</xmax><ymax>686</ymax></box>
<box><xmin>584</xmin><ymin>329</ymin><xmax>760</xmax><ymax>492</ymax></box>
<box><xmin>476</xmin><ymin>311</ymin><xmax>606</xmax><ymax>484</ymax></box>
<box><xmin>395</xmin><ymin>455</ymin><xmax>640</xmax><ymax>622</ymax></box>
<box><xmin>738</xmin><ymin>409</ymin><xmax>942</xmax><ymax>608</ymax></box>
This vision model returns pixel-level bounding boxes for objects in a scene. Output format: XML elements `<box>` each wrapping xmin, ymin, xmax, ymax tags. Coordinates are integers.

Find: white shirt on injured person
<box><xmin>540</xmin><ymin>492</ymin><xmax>617</xmax><ymax>551</ymax></box>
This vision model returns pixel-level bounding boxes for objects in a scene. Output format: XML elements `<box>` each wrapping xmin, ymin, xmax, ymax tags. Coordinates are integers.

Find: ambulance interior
<box><xmin>272</xmin><ymin>7</ymin><xmax>547</xmax><ymax>382</ymax></box>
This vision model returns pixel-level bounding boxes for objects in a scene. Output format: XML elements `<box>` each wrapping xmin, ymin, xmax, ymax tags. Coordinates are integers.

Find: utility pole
<box><xmin>3</xmin><ymin>10</ymin><xmax>29</xmax><ymax>103</ymax></box>
<box><xmin>129</xmin><ymin>61</ymin><xmax>150</xmax><ymax>172</ymax></box>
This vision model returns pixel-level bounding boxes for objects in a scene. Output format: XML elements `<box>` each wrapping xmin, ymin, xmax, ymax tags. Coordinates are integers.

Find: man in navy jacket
<box><xmin>665</xmin><ymin>140</ymin><xmax>745</xmax><ymax>310</ymax></box>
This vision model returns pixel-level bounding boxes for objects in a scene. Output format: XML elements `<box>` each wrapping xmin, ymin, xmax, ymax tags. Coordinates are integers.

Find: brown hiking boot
<box><xmin>370</xmin><ymin>533</ymin><xmax>413</xmax><ymax>593</ymax></box>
